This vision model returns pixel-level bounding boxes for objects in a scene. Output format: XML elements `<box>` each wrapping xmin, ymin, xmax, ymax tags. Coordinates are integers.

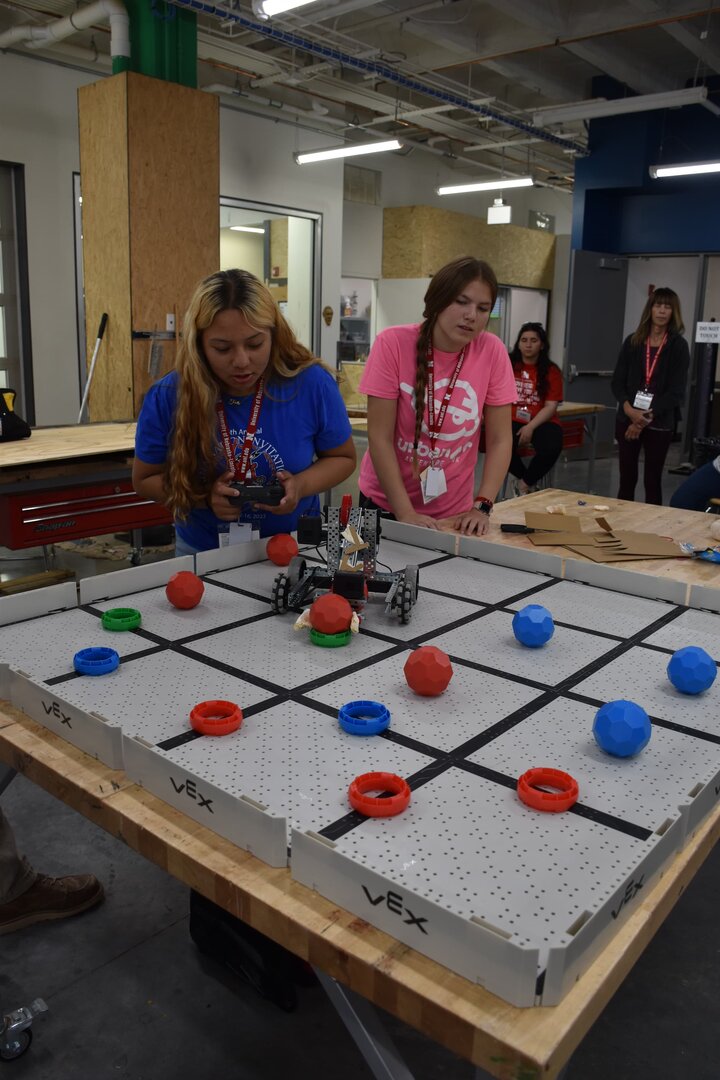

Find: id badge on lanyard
<box><xmin>633</xmin><ymin>335</ymin><xmax>666</xmax><ymax>412</ymax></box>
<box><xmin>419</xmin><ymin>346</ymin><xmax>464</xmax><ymax>504</ymax></box>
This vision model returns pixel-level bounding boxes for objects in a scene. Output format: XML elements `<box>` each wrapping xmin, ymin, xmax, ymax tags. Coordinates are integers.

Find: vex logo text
<box><xmin>169</xmin><ymin>776</ymin><xmax>214</xmax><ymax>813</ymax></box>
<box><xmin>611</xmin><ymin>875</ymin><xmax>644</xmax><ymax>919</ymax></box>
<box><xmin>42</xmin><ymin>700</ymin><xmax>72</xmax><ymax>727</ymax></box>
<box><xmin>361</xmin><ymin>885</ymin><xmax>428</xmax><ymax>934</ymax></box>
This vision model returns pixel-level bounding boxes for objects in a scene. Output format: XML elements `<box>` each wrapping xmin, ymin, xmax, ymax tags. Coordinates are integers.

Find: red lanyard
<box><xmin>644</xmin><ymin>333</ymin><xmax>667</xmax><ymax>389</ymax></box>
<box><xmin>425</xmin><ymin>346</ymin><xmax>465</xmax><ymax>455</ymax></box>
<box><xmin>215</xmin><ymin>378</ymin><xmax>265</xmax><ymax>480</ymax></box>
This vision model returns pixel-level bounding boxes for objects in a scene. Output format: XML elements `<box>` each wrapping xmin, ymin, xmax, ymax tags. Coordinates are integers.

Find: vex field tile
<box><xmin>52</xmin><ymin>650</ymin><xmax>277</xmax><ymax>744</ymax></box>
<box><xmin>304</xmin><ymin>654</ymin><xmax>543</xmax><ymax>752</ymax></box>
<box><xmin>469</xmin><ymin>696</ymin><xmax>719</xmax><ymax>834</ymax></box>
<box><xmin>506</xmin><ymin>579</ymin><xmax>673</xmax><ymax>636</ymax></box>
<box><xmin>0</xmin><ymin>608</ymin><xmax>150</xmax><ymax>680</ymax></box>
<box><xmin>420</xmin><ymin>557</ymin><xmax>554</xmax><ymax>606</ymax></box>
<box><xmin>574</xmin><ymin>645</ymin><xmax>719</xmax><ymax>734</ymax></box>
<box><xmin>164</xmin><ymin>698</ymin><xmax>431</xmax><ymax>835</ymax></box>
<box><xmin>431</xmin><ymin>609</ymin><xmax>618</xmax><ymax>687</ymax></box>
<box><xmin>359</xmin><ymin>590</ymin><xmax>482</xmax><ymax>642</ymax></box>
<box><xmin>207</xmin><ymin>553</ymin><xmax>323</xmax><ymax>603</ymax></box>
<box><xmin>90</xmin><ymin>582</ymin><xmax>268</xmax><ymax>640</ymax></box>
<box><xmin>182</xmin><ymin>612</ymin><xmax>399</xmax><ymax>691</ymax></box>
<box><xmin>375</xmin><ymin>539</ymin><xmax>454</xmax><ymax>569</ymax></box>
<box><xmin>643</xmin><ymin>607</ymin><xmax>720</xmax><ymax>661</ymax></box>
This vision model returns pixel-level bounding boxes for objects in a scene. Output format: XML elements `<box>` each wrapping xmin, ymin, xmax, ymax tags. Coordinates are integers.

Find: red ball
<box><xmin>266</xmin><ymin>533</ymin><xmax>299</xmax><ymax>566</ymax></box>
<box><xmin>404</xmin><ymin>646</ymin><xmax>453</xmax><ymax>697</ymax></box>
<box><xmin>309</xmin><ymin>593</ymin><xmax>353</xmax><ymax>635</ymax></box>
<box><xmin>166</xmin><ymin>571</ymin><xmax>204</xmax><ymax>610</ymax></box>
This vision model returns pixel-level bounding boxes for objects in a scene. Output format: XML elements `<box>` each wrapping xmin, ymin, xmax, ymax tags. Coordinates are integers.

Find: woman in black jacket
<box><xmin>611</xmin><ymin>287</ymin><xmax>690</xmax><ymax>504</ymax></box>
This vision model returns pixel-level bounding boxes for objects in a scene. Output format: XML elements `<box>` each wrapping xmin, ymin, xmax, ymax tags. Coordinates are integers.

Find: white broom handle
<box><xmin>77</xmin><ymin>313</ymin><xmax>108</xmax><ymax>423</ymax></box>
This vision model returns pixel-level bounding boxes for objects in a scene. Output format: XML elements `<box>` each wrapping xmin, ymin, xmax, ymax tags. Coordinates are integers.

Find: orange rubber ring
<box><xmin>189</xmin><ymin>700</ymin><xmax>243</xmax><ymax>736</ymax></box>
<box><xmin>517</xmin><ymin>767</ymin><xmax>579</xmax><ymax>813</ymax></box>
<box><xmin>348</xmin><ymin>771</ymin><xmax>411</xmax><ymax>817</ymax></box>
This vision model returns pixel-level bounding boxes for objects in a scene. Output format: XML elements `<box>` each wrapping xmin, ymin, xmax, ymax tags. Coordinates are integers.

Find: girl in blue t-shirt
<box><xmin>133</xmin><ymin>269</ymin><xmax>355</xmax><ymax>552</ymax></box>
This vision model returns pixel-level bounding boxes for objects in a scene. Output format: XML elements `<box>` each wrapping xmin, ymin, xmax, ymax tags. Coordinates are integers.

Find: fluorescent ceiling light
<box><xmin>533</xmin><ymin>86</ymin><xmax>719</xmax><ymax>126</ymax></box>
<box><xmin>295</xmin><ymin>139</ymin><xmax>402</xmax><ymax>164</ymax></box>
<box><xmin>437</xmin><ymin>177</ymin><xmax>533</xmax><ymax>195</ymax></box>
<box><xmin>649</xmin><ymin>159</ymin><xmax>720</xmax><ymax>178</ymax></box>
<box><xmin>230</xmin><ymin>225</ymin><xmax>266</xmax><ymax>233</ymax></box>
<box><xmin>252</xmin><ymin>0</ymin><xmax>319</xmax><ymax>18</ymax></box>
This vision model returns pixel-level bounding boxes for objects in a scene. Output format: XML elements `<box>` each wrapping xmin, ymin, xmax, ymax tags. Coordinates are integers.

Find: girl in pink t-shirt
<box><xmin>358</xmin><ymin>256</ymin><xmax>516</xmax><ymax>535</ymax></box>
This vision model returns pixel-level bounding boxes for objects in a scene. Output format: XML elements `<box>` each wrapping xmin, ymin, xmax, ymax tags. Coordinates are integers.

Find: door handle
<box><xmin>575</xmin><ymin>370</ymin><xmax>614</xmax><ymax>377</ymax></box>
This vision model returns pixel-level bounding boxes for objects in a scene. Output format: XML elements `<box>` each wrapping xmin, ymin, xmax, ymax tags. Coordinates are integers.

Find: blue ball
<box><xmin>667</xmin><ymin>646</ymin><xmax>717</xmax><ymax>695</ymax></box>
<box><xmin>512</xmin><ymin>604</ymin><xmax>554</xmax><ymax>648</ymax></box>
<box><xmin>593</xmin><ymin>700</ymin><xmax>651</xmax><ymax>758</ymax></box>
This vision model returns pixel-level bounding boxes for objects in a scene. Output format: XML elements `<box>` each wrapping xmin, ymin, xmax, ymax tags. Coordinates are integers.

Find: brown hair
<box><xmin>412</xmin><ymin>256</ymin><xmax>498</xmax><ymax>473</ymax></box>
<box><xmin>631</xmin><ymin>287</ymin><xmax>685</xmax><ymax>347</ymax></box>
<box><xmin>166</xmin><ymin>269</ymin><xmax>322</xmax><ymax>520</ymax></box>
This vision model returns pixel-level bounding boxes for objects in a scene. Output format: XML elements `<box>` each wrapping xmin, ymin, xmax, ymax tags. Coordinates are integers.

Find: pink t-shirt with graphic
<box><xmin>358</xmin><ymin>324</ymin><xmax>516</xmax><ymax>518</ymax></box>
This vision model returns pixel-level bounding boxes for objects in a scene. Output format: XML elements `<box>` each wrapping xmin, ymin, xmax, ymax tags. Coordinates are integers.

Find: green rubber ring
<box><xmin>102</xmin><ymin>607</ymin><xmax>142</xmax><ymax>631</ymax></box>
<box><xmin>310</xmin><ymin>628</ymin><xmax>351</xmax><ymax>648</ymax></box>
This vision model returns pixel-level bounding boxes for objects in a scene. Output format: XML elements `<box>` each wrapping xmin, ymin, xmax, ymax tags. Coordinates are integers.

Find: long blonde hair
<box><xmin>166</xmin><ymin>269</ymin><xmax>321</xmax><ymax>520</ymax></box>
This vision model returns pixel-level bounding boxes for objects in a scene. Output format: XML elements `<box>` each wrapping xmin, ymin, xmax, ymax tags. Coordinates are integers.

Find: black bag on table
<box><xmin>0</xmin><ymin>389</ymin><xmax>31</xmax><ymax>441</ymax></box>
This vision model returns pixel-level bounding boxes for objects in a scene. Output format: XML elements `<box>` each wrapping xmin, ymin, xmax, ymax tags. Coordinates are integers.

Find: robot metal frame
<box><xmin>270</xmin><ymin>501</ymin><xmax>419</xmax><ymax>624</ymax></box>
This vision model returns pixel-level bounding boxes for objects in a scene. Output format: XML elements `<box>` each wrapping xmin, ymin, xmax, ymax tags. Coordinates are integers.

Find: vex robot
<box><xmin>270</xmin><ymin>499</ymin><xmax>419</xmax><ymax>624</ymax></box>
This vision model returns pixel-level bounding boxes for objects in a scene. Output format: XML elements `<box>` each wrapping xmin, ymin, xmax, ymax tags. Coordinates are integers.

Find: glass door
<box><xmin>220</xmin><ymin>197</ymin><xmax>321</xmax><ymax>353</ymax></box>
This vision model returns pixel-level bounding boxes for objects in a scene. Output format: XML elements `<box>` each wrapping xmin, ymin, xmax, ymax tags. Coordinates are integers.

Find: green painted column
<box><xmin>123</xmin><ymin>0</ymin><xmax>197</xmax><ymax>88</ymax></box>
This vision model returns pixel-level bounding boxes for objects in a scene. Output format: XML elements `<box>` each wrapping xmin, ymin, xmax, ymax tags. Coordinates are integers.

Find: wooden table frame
<box><xmin>1</xmin><ymin>708</ymin><xmax>717</xmax><ymax>1080</ymax></box>
<box><xmin>1</xmin><ymin>492</ymin><xmax>719</xmax><ymax>1079</ymax></box>
<box><xmin>0</xmin><ymin>422</ymin><xmax>170</xmax><ymax>552</ymax></box>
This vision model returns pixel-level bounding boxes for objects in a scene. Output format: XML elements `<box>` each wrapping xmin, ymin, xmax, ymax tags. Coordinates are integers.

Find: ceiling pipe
<box><xmin>0</xmin><ymin>0</ymin><xmax>130</xmax><ymax>72</ymax></box>
<box><xmin>202</xmin><ymin>82</ymin><xmax>347</xmax><ymax>126</ymax></box>
<box><xmin>168</xmin><ymin>0</ymin><xmax>588</xmax><ymax>154</ymax></box>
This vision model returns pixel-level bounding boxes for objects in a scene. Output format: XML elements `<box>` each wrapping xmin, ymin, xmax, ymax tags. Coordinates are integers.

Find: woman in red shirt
<box><xmin>509</xmin><ymin>322</ymin><xmax>564</xmax><ymax>495</ymax></box>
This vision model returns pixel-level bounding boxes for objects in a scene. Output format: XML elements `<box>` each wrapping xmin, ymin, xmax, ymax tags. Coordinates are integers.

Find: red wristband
<box><xmin>348</xmin><ymin>772</ymin><xmax>411</xmax><ymax>817</ymax></box>
<box><xmin>517</xmin><ymin>767</ymin><xmax>579</xmax><ymax>813</ymax></box>
<box><xmin>190</xmin><ymin>700</ymin><xmax>243</xmax><ymax>736</ymax></box>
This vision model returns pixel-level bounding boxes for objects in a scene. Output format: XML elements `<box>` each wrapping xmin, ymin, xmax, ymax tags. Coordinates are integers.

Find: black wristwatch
<box><xmin>473</xmin><ymin>496</ymin><xmax>493</xmax><ymax>515</ymax></box>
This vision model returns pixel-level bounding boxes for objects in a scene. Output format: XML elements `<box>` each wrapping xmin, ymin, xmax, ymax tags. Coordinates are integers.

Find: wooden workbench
<box><xmin>0</xmin><ymin>701</ymin><xmax>717</xmax><ymax>1080</ymax></box>
<box><xmin>0</xmin><ymin>422</ymin><xmax>137</xmax><ymax>471</ymax></box>
<box><xmin>0</xmin><ymin>422</ymin><xmax>168</xmax><ymax>551</ymax></box>
<box><xmin>489</xmin><ymin>489</ymin><xmax>720</xmax><ymax>602</ymax></box>
<box><xmin>1</xmin><ymin>494</ymin><xmax>719</xmax><ymax>1078</ymax></box>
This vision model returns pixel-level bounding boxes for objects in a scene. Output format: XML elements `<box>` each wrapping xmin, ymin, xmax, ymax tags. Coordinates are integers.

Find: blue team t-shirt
<box><xmin>135</xmin><ymin>366</ymin><xmax>351</xmax><ymax>550</ymax></box>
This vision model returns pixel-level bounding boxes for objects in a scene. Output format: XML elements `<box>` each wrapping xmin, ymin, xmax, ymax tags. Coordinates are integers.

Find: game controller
<box><xmin>228</xmin><ymin>481</ymin><xmax>285</xmax><ymax>507</ymax></box>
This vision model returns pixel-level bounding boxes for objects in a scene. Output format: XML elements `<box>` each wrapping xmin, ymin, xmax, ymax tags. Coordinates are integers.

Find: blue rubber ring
<box><xmin>338</xmin><ymin>700</ymin><xmax>390</xmax><ymax>736</ymax></box>
<box><xmin>73</xmin><ymin>647</ymin><xmax>120</xmax><ymax>676</ymax></box>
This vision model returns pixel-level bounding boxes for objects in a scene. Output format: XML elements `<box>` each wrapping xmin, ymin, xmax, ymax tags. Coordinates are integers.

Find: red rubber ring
<box><xmin>517</xmin><ymin>767</ymin><xmax>579</xmax><ymax>813</ymax></box>
<box><xmin>189</xmin><ymin>700</ymin><xmax>243</xmax><ymax>736</ymax></box>
<box><xmin>348</xmin><ymin>771</ymin><xmax>411</xmax><ymax>817</ymax></box>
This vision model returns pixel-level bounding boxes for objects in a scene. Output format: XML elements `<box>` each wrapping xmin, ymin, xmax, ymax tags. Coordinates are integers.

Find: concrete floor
<box><xmin>2</xmin><ymin>448</ymin><xmax>719</xmax><ymax>1080</ymax></box>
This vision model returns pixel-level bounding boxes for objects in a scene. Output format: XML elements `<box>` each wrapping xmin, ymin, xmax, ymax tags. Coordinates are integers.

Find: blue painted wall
<box><xmin>572</xmin><ymin>83</ymin><xmax>720</xmax><ymax>253</ymax></box>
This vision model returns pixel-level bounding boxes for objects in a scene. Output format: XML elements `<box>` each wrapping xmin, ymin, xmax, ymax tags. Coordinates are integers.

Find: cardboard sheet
<box><xmin>524</xmin><ymin>511</ymin><xmax>583</xmax><ymax>533</ymax></box>
<box><xmin>528</xmin><ymin>531</ymin><xmax>609</xmax><ymax>547</ymax></box>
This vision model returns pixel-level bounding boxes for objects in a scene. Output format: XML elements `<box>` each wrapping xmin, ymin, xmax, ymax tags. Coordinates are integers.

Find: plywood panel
<box><xmin>269</xmin><ymin>218</ymin><xmax>288</xmax><ymax>280</ymax></box>
<box><xmin>78</xmin><ymin>76</ymin><xmax>133</xmax><ymax>423</ymax></box>
<box><xmin>383</xmin><ymin>205</ymin><xmax>555</xmax><ymax>290</ymax></box>
<box><xmin>127</xmin><ymin>73</ymin><xmax>219</xmax><ymax>412</ymax></box>
<box><xmin>381</xmin><ymin>206</ymin><xmax>426</xmax><ymax>280</ymax></box>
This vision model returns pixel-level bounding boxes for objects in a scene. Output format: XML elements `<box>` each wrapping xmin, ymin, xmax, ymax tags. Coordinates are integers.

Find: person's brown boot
<box><xmin>0</xmin><ymin>874</ymin><xmax>104</xmax><ymax>935</ymax></box>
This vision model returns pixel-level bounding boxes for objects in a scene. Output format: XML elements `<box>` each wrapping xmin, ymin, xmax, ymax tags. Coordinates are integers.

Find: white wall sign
<box><xmin>695</xmin><ymin>321</ymin><xmax>720</xmax><ymax>343</ymax></box>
